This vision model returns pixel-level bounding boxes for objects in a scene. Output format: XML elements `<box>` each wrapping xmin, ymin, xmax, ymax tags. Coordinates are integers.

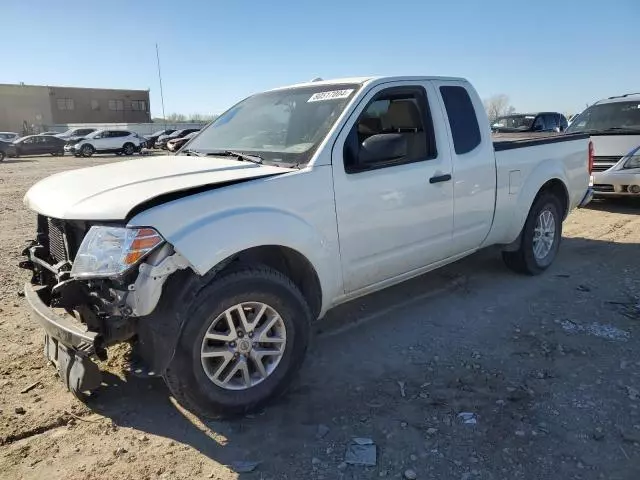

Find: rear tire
<box><xmin>0</xmin><ymin>151</ymin><xmax>5</xmax><ymax>162</ymax></box>
<box><xmin>502</xmin><ymin>192</ymin><xmax>563</xmax><ymax>275</ymax></box>
<box><xmin>163</xmin><ymin>265</ymin><xmax>311</xmax><ymax>418</ymax></box>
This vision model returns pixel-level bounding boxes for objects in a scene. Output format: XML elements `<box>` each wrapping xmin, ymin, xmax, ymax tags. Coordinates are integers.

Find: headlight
<box><xmin>623</xmin><ymin>155</ymin><xmax>640</xmax><ymax>169</ymax></box>
<box><xmin>70</xmin><ymin>226</ymin><xmax>164</xmax><ymax>279</ymax></box>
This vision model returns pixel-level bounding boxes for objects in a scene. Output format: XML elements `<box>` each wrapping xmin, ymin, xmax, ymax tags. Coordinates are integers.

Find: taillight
<box><xmin>588</xmin><ymin>140</ymin><xmax>594</xmax><ymax>174</ymax></box>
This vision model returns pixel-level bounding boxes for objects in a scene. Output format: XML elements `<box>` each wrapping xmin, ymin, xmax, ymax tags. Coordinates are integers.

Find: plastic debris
<box><xmin>560</xmin><ymin>320</ymin><xmax>629</xmax><ymax>341</ymax></box>
<box><xmin>397</xmin><ymin>381</ymin><xmax>406</xmax><ymax>398</ymax></box>
<box><xmin>457</xmin><ymin>412</ymin><xmax>477</xmax><ymax>425</ymax></box>
<box><xmin>345</xmin><ymin>438</ymin><xmax>377</xmax><ymax>466</ymax></box>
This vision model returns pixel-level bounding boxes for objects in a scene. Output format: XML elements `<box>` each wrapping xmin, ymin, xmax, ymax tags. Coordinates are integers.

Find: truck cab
<box><xmin>20</xmin><ymin>76</ymin><xmax>592</xmax><ymax>417</ymax></box>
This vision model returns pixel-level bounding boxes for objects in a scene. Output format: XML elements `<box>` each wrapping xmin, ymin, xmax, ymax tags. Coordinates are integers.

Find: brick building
<box><xmin>0</xmin><ymin>83</ymin><xmax>150</xmax><ymax>133</ymax></box>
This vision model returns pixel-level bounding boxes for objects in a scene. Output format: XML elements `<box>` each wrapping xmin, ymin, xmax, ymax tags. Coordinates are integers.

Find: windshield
<box><xmin>185</xmin><ymin>83</ymin><xmax>360</xmax><ymax>164</ymax></box>
<box><xmin>566</xmin><ymin>101</ymin><xmax>640</xmax><ymax>133</ymax></box>
<box><xmin>0</xmin><ymin>133</ymin><xmax>16</xmax><ymax>140</ymax></box>
<box><xmin>492</xmin><ymin>115</ymin><xmax>535</xmax><ymax>130</ymax></box>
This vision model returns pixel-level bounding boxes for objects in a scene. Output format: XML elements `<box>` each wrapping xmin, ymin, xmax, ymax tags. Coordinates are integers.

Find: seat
<box><xmin>381</xmin><ymin>100</ymin><xmax>426</xmax><ymax>158</ymax></box>
<box><xmin>357</xmin><ymin>115</ymin><xmax>383</xmax><ymax>142</ymax></box>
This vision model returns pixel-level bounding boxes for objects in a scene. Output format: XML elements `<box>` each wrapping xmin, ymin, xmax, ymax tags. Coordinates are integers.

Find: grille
<box><xmin>593</xmin><ymin>184</ymin><xmax>614</xmax><ymax>192</ymax></box>
<box><xmin>592</xmin><ymin>156</ymin><xmax>620</xmax><ymax>172</ymax></box>
<box><xmin>47</xmin><ymin>218</ymin><xmax>68</xmax><ymax>263</ymax></box>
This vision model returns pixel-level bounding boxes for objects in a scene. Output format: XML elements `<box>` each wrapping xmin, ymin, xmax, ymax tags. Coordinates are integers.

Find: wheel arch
<box><xmin>222</xmin><ymin>245</ymin><xmax>323</xmax><ymax>320</ymax></box>
<box><xmin>501</xmin><ymin>177</ymin><xmax>569</xmax><ymax>251</ymax></box>
<box><xmin>499</xmin><ymin>155</ymin><xmax>571</xmax><ymax>246</ymax></box>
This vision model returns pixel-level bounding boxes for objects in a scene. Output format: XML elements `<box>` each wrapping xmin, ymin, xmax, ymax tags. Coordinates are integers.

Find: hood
<box><xmin>24</xmin><ymin>155</ymin><xmax>291</xmax><ymax>220</ymax></box>
<box><xmin>590</xmin><ymin>134</ymin><xmax>640</xmax><ymax>157</ymax></box>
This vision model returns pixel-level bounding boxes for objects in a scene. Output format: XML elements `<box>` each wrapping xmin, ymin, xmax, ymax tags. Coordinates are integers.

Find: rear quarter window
<box><xmin>439</xmin><ymin>86</ymin><xmax>481</xmax><ymax>155</ymax></box>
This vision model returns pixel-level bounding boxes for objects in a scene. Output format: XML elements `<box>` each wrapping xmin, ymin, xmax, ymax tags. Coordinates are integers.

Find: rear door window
<box><xmin>439</xmin><ymin>86</ymin><xmax>481</xmax><ymax>154</ymax></box>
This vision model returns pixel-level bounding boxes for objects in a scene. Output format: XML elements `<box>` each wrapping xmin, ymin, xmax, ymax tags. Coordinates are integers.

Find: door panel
<box><xmin>21</xmin><ymin>138</ymin><xmax>37</xmax><ymax>155</ymax></box>
<box><xmin>433</xmin><ymin>81</ymin><xmax>496</xmax><ymax>252</ymax></box>
<box><xmin>332</xmin><ymin>81</ymin><xmax>454</xmax><ymax>293</ymax></box>
<box><xmin>93</xmin><ymin>131</ymin><xmax>112</xmax><ymax>151</ymax></box>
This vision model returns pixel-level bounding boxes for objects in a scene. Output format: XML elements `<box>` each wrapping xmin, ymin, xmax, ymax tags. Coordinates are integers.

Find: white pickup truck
<box><xmin>21</xmin><ymin>76</ymin><xmax>593</xmax><ymax>417</ymax></box>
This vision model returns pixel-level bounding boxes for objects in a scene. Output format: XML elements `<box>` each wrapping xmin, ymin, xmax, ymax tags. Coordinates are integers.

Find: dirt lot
<box><xmin>1</xmin><ymin>155</ymin><xmax>639</xmax><ymax>480</ymax></box>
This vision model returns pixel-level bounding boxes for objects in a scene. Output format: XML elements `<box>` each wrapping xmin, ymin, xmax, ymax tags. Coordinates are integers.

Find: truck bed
<box><xmin>482</xmin><ymin>131</ymin><xmax>591</xmax><ymax>249</ymax></box>
<box><xmin>492</xmin><ymin>132</ymin><xmax>590</xmax><ymax>151</ymax></box>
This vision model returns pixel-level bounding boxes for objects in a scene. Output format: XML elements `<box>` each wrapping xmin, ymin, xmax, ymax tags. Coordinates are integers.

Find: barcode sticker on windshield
<box><xmin>308</xmin><ymin>89</ymin><xmax>354</xmax><ymax>102</ymax></box>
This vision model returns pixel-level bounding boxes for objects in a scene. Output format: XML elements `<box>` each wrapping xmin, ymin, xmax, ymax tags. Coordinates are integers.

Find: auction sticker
<box><xmin>308</xmin><ymin>89</ymin><xmax>354</xmax><ymax>102</ymax></box>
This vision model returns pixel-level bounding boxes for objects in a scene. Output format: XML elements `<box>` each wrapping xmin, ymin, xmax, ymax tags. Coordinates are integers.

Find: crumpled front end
<box><xmin>20</xmin><ymin>215</ymin><xmax>188</xmax><ymax>395</ymax></box>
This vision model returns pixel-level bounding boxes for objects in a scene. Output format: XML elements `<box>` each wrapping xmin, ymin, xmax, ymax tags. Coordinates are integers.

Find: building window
<box><xmin>108</xmin><ymin>99</ymin><xmax>124</xmax><ymax>111</ymax></box>
<box><xmin>91</xmin><ymin>99</ymin><xmax>100</xmax><ymax>111</ymax></box>
<box><xmin>131</xmin><ymin>100</ymin><xmax>146</xmax><ymax>111</ymax></box>
<box><xmin>56</xmin><ymin>98</ymin><xmax>74</xmax><ymax>110</ymax></box>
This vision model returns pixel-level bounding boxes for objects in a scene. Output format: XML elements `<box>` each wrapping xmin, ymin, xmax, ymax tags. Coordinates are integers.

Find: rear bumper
<box><xmin>578</xmin><ymin>188</ymin><xmax>594</xmax><ymax>208</ymax></box>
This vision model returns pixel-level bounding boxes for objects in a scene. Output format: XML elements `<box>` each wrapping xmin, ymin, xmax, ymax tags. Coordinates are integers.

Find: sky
<box><xmin>3</xmin><ymin>0</ymin><xmax>638</xmax><ymax>117</ymax></box>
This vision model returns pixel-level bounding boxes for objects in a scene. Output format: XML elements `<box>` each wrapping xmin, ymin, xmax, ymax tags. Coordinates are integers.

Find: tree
<box><xmin>166</xmin><ymin>113</ymin><xmax>187</xmax><ymax>123</ymax></box>
<box><xmin>483</xmin><ymin>94</ymin><xmax>516</xmax><ymax>123</ymax></box>
<box><xmin>189</xmin><ymin>113</ymin><xmax>218</xmax><ymax>122</ymax></box>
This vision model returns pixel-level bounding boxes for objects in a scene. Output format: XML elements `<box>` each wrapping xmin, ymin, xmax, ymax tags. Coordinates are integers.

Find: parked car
<box><xmin>66</xmin><ymin>129</ymin><xmax>145</xmax><ymax>157</ymax></box>
<box><xmin>144</xmin><ymin>129</ymin><xmax>176</xmax><ymax>149</ymax></box>
<box><xmin>167</xmin><ymin>131</ymin><xmax>199</xmax><ymax>152</ymax></box>
<box><xmin>155</xmin><ymin>128</ymin><xmax>200</xmax><ymax>149</ymax></box>
<box><xmin>56</xmin><ymin>128</ymin><xmax>97</xmax><ymax>139</ymax></box>
<box><xmin>491</xmin><ymin>112</ymin><xmax>569</xmax><ymax>133</ymax></box>
<box><xmin>21</xmin><ymin>76</ymin><xmax>592</xmax><ymax>417</ymax></box>
<box><xmin>0</xmin><ymin>140</ymin><xmax>17</xmax><ymax>161</ymax></box>
<box><xmin>12</xmin><ymin>134</ymin><xmax>66</xmax><ymax>157</ymax></box>
<box><xmin>565</xmin><ymin>93</ymin><xmax>640</xmax><ymax>197</ymax></box>
<box><xmin>0</xmin><ymin>132</ymin><xmax>20</xmax><ymax>143</ymax></box>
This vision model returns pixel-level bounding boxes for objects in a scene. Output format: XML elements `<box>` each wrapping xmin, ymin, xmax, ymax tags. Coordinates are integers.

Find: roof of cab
<box><xmin>268</xmin><ymin>76</ymin><xmax>467</xmax><ymax>91</ymax></box>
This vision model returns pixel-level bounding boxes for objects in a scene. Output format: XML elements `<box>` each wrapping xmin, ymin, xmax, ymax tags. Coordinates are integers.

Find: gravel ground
<box><xmin>1</xmin><ymin>155</ymin><xmax>639</xmax><ymax>480</ymax></box>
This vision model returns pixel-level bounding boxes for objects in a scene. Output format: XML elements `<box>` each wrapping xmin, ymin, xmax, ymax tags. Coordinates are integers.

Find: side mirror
<box><xmin>358</xmin><ymin>133</ymin><xmax>408</xmax><ymax>165</ymax></box>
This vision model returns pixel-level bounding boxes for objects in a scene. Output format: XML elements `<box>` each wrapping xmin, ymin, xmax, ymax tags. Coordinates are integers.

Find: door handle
<box><xmin>429</xmin><ymin>173</ymin><xmax>452</xmax><ymax>184</ymax></box>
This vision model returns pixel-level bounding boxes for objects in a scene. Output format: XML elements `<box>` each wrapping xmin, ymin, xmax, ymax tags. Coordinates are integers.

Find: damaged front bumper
<box><xmin>20</xmin><ymin>227</ymin><xmax>191</xmax><ymax>396</ymax></box>
<box><xmin>24</xmin><ymin>283</ymin><xmax>103</xmax><ymax>395</ymax></box>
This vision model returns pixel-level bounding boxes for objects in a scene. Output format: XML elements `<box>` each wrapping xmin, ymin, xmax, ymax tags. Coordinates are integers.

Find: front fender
<box><xmin>130</xmin><ymin>205</ymin><xmax>342</xmax><ymax>315</ymax></box>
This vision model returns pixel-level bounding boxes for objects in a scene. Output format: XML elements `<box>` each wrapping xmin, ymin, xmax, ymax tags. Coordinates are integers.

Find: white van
<box><xmin>566</xmin><ymin>93</ymin><xmax>640</xmax><ymax>197</ymax></box>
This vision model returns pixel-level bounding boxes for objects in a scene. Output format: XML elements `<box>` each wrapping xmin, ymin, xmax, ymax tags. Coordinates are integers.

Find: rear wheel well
<box><xmin>223</xmin><ymin>246</ymin><xmax>322</xmax><ymax>319</ymax></box>
<box><xmin>536</xmin><ymin>179</ymin><xmax>569</xmax><ymax>218</ymax></box>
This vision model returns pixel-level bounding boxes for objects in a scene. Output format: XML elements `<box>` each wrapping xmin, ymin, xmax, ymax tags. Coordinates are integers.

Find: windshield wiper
<box><xmin>207</xmin><ymin>150</ymin><xmax>263</xmax><ymax>164</ymax></box>
<box><xmin>180</xmin><ymin>148</ymin><xmax>203</xmax><ymax>156</ymax></box>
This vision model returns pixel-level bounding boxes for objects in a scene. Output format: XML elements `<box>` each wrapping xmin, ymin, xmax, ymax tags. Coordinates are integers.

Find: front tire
<box><xmin>80</xmin><ymin>144</ymin><xmax>94</xmax><ymax>157</ymax></box>
<box><xmin>0</xmin><ymin>151</ymin><xmax>5</xmax><ymax>162</ymax></box>
<box><xmin>502</xmin><ymin>192</ymin><xmax>563</xmax><ymax>275</ymax></box>
<box><xmin>122</xmin><ymin>143</ymin><xmax>135</xmax><ymax>155</ymax></box>
<box><xmin>163</xmin><ymin>265</ymin><xmax>311</xmax><ymax>418</ymax></box>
